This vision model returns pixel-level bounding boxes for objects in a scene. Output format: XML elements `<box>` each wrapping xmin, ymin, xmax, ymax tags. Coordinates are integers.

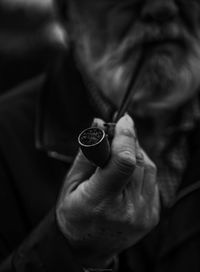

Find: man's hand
<box><xmin>56</xmin><ymin>114</ymin><xmax>160</xmax><ymax>268</ymax></box>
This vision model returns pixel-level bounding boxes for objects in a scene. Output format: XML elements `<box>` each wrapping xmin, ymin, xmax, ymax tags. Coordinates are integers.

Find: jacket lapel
<box><xmin>158</xmin><ymin>124</ymin><xmax>200</xmax><ymax>257</ymax></box>
<box><xmin>159</xmin><ymin>181</ymin><xmax>200</xmax><ymax>257</ymax></box>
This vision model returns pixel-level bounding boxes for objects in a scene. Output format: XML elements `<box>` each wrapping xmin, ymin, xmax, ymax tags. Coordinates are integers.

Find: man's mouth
<box><xmin>121</xmin><ymin>38</ymin><xmax>187</xmax><ymax>67</ymax></box>
<box><xmin>144</xmin><ymin>37</ymin><xmax>186</xmax><ymax>52</ymax></box>
<box><xmin>144</xmin><ymin>37</ymin><xmax>183</xmax><ymax>47</ymax></box>
<box><xmin>132</xmin><ymin>23</ymin><xmax>189</xmax><ymax>55</ymax></box>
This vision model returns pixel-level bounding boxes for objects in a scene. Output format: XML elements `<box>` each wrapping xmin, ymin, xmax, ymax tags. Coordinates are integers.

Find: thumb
<box><xmin>68</xmin><ymin>150</ymin><xmax>96</xmax><ymax>181</ymax></box>
<box><xmin>59</xmin><ymin>150</ymin><xmax>96</xmax><ymax>199</ymax></box>
<box><xmin>88</xmin><ymin>114</ymin><xmax>137</xmax><ymax>196</ymax></box>
<box><xmin>60</xmin><ymin>118</ymin><xmax>106</xmax><ymax>195</ymax></box>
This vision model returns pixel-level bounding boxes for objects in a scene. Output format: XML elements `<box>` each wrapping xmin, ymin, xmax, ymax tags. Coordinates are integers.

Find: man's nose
<box><xmin>141</xmin><ymin>0</ymin><xmax>178</xmax><ymax>23</ymax></box>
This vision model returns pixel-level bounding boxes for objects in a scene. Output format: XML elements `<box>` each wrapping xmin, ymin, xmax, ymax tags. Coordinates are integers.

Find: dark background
<box><xmin>0</xmin><ymin>0</ymin><xmax>66</xmax><ymax>93</ymax></box>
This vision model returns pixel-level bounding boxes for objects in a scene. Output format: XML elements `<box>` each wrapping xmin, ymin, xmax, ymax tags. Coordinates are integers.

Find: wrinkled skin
<box><xmin>57</xmin><ymin>116</ymin><xmax>159</xmax><ymax>268</ymax></box>
<box><xmin>66</xmin><ymin>0</ymin><xmax>200</xmax><ymax>117</ymax></box>
<box><xmin>56</xmin><ymin>0</ymin><xmax>200</xmax><ymax>268</ymax></box>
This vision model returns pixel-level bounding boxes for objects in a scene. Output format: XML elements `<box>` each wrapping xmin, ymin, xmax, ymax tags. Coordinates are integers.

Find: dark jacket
<box><xmin>0</xmin><ymin>54</ymin><xmax>200</xmax><ymax>272</ymax></box>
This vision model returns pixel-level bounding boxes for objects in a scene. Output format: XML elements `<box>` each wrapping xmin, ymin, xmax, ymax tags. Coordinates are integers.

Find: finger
<box><xmin>127</xmin><ymin>164</ymin><xmax>145</xmax><ymax>200</ymax></box>
<box><xmin>133</xmin><ymin>141</ymin><xmax>145</xmax><ymax>194</ymax></box>
<box><xmin>60</xmin><ymin>150</ymin><xmax>96</xmax><ymax>197</ymax></box>
<box><xmin>141</xmin><ymin>150</ymin><xmax>157</xmax><ymax>199</ymax></box>
<box><xmin>68</xmin><ymin>150</ymin><xmax>96</xmax><ymax>180</ymax></box>
<box><xmin>90</xmin><ymin>114</ymin><xmax>137</xmax><ymax>195</ymax></box>
<box><xmin>62</xmin><ymin>118</ymin><xmax>106</xmax><ymax>192</ymax></box>
<box><xmin>135</xmin><ymin>140</ymin><xmax>144</xmax><ymax>166</ymax></box>
<box><xmin>125</xmin><ymin>139</ymin><xmax>145</xmax><ymax>197</ymax></box>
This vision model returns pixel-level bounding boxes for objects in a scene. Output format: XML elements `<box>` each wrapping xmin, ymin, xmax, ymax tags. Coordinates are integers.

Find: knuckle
<box><xmin>134</xmin><ymin>198</ymin><xmax>159</xmax><ymax>231</ymax></box>
<box><xmin>122</xmin><ymin>127</ymin><xmax>136</xmax><ymax>138</ymax></box>
<box><xmin>136</xmin><ymin>151</ymin><xmax>144</xmax><ymax>162</ymax></box>
<box><xmin>144</xmin><ymin>207</ymin><xmax>160</xmax><ymax>230</ymax></box>
<box><xmin>114</xmin><ymin>150</ymin><xmax>136</xmax><ymax>174</ymax></box>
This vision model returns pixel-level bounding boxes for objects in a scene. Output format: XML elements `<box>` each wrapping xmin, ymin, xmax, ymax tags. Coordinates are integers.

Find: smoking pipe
<box><xmin>78</xmin><ymin>54</ymin><xmax>144</xmax><ymax>168</ymax></box>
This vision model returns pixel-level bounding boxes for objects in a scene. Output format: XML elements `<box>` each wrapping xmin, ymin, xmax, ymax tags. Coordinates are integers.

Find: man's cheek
<box><xmin>106</xmin><ymin>9</ymin><xmax>137</xmax><ymax>43</ymax></box>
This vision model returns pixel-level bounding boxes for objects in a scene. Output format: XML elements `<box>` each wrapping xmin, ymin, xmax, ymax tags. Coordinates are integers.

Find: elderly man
<box><xmin>0</xmin><ymin>0</ymin><xmax>200</xmax><ymax>271</ymax></box>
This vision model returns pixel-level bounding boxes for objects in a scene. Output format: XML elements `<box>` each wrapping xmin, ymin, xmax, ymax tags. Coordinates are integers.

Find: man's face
<box><xmin>67</xmin><ymin>0</ymin><xmax>200</xmax><ymax>117</ymax></box>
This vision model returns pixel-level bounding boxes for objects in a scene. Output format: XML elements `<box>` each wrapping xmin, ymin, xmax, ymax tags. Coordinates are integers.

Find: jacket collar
<box><xmin>35</xmin><ymin>53</ymin><xmax>95</xmax><ymax>163</ymax></box>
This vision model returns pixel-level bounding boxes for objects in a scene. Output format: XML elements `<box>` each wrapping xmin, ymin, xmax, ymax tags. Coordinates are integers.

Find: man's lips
<box><xmin>132</xmin><ymin>23</ymin><xmax>189</xmax><ymax>53</ymax></box>
<box><xmin>144</xmin><ymin>38</ymin><xmax>182</xmax><ymax>47</ymax></box>
<box><xmin>120</xmin><ymin>38</ymin><xmax>187</xmax><ymax>64</ymax></box>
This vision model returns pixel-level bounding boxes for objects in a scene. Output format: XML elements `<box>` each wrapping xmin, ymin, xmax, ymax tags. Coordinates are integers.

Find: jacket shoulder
<box><xmin>0</xmin><ymin>74</ymin><xmax>45</xmax><ymax>114</ymax></box>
